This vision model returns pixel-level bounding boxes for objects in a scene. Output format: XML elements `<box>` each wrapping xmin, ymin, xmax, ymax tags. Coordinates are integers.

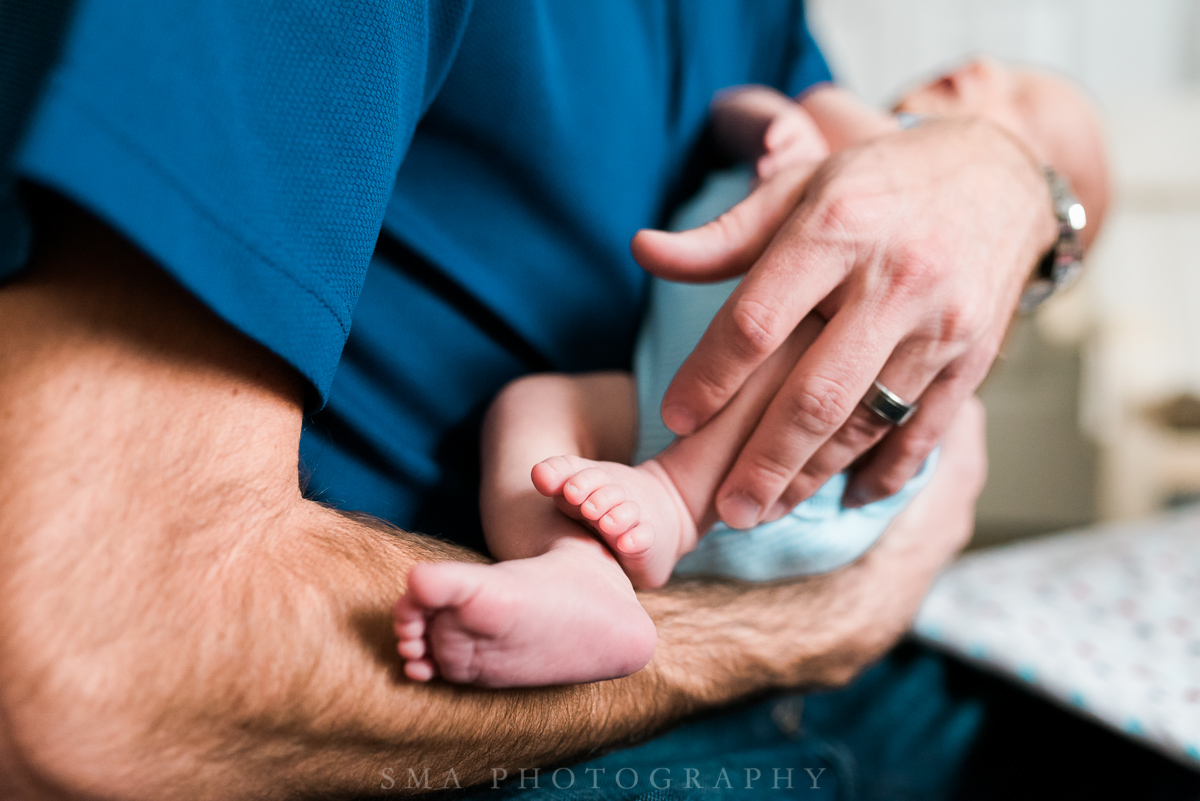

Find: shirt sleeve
<box><xmin>7</xmin><ymin>0</ymin><xmax>473</xmax><ymax>405</ymax></box>
<box><xmin>783</xmin><ymin>0</ymin><xmax>834</xmax><ymax>97</ymax></box>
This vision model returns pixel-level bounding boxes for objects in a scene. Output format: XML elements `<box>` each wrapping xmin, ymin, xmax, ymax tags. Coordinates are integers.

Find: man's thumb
<box><xmin>631</xmin><ymin>163</ymin><xmax>814</xmax><ymax>283</ymax></box>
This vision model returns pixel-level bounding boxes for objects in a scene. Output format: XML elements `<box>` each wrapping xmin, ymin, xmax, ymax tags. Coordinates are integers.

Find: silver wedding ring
<box><xmin>863</xmin><ymin>380</ymin><xmax>918</xmax><ymax>426</ymax></box>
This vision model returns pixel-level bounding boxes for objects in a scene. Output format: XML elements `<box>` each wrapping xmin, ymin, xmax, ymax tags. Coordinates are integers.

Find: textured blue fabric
<box><xmin>11</xmin><ymin>0</ymin><xmax>474</xmax><ymax>402</ymax></box>
<box><xmin>301</xmin><ymin>2</ymin><xmax>832</xmax><ymax>536</ymax></box>
<box><xmin>470</xmin><ymin>640</ymin><xmax>1200</xmax><ymax>800</ymax></box>
<box><xmin>6</xmin><ymin>1</ymin><xmax>831</xmax><ymax>540</ymax></box>
<box><xmin>471</xmin><ymin>644</ymin><xmax>987</xmax><ymax>801</ymax></box>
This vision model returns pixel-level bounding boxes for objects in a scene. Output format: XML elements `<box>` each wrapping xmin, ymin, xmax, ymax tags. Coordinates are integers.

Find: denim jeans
<box><xmin>453</xmin><ymin>642</ymin><xmax>1200</xmax><ymax>801</ymax></box>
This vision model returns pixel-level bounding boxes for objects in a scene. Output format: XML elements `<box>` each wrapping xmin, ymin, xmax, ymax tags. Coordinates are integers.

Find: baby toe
<box><xmin>599</xmin><ymin>500</ymin><xmax>640</xmax><ymax>537</ymax></box>
<box><xmin>562</xmin><ymin>466</ymin><xmax>612</xmax><ymax>506</ymax></box>
<box><xmin>580</xmin><ymin>483</ymin><xmax>626</xmax><ymax>521</ymax></box>
<box><xmin>404</xmin><ymin>659</ymin><xmax>437</xmax><ymax>682</ymax></box>
<box><xmin>616</xmin><ymin>521</ymin><xmax>655</xmax><ymax>556</ymax></box>
<box><xmin>398</xmin><ymin>637</ymin><xmax>427</xmax><ymax>660</ymax></box>
<box><xmin>394</xmin><ymin>616</ymin><xmax>426</xmax><ymax>640</ymax></box>
<box><xmin>393</xmin><ymin>594</ymin><xmax>426</xmax><ymax>625</ymax></box>
<box><xmin>531</xmin><ymin>455</ymin><xmax>578</xmax><ymax>495</ymax></box>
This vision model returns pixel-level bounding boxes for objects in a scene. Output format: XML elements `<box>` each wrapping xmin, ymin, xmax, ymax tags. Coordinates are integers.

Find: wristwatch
<box><xmin>1020</xmin><ymin>166</ymin><xmax>1087</xmax><ymax>313</ymax></box>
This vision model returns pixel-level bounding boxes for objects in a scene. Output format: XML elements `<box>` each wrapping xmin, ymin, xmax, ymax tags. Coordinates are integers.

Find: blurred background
<box><xmin>808</xmin><ymin>0</ymin><xmax>1200</xmax><ymax>545</ymax></box>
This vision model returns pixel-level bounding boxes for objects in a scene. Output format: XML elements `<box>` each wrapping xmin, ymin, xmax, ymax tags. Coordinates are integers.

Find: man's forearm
<box><xmin>1</xmin><ymin>461</ymin><xmax>927</xmax><ymax>800</ymax></box>
<box><xmin>0</xmin><ymin>211</ymin><xmax>977</xmax><ymax>799</ymax></box>
<box><xmin>0</xmin><ymin>449</ymin><xmax>935</xmax><ymax>800</ymax></box>
<box><xmin>4</xmin><ymin>495</ymin><xmax>953</xmax><ymax>801</ymax></box>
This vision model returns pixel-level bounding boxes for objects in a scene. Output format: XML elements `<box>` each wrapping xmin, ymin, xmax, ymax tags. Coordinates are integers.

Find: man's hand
<box><xmin>633</xmin><ymin>116</ymin><xmax>1055</xmax><ymax>527</ymax></box>
<box><xmin>659</xmin><ymin>394</ymin><xmax>988</xmax><ymax>695</ymax></box>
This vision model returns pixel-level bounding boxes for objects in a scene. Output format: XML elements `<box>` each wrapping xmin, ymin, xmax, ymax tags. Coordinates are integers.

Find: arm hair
<box><xmin>0</xmin><ymin>208</ymin><xmax>978</xmax><ymax>799</ymax></box>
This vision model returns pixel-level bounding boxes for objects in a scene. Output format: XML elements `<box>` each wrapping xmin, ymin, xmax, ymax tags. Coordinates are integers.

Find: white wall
<box><xmin>809</xmin><ymin>0</ymin><xmax>1200</xmax><ymax>105</ymax></box>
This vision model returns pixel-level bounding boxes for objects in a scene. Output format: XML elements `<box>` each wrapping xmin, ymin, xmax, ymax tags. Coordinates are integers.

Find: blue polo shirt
<box><xmin>4</xmin><ymin>0</ymin><xmax>831</xmax><ymax>548</ymax></box>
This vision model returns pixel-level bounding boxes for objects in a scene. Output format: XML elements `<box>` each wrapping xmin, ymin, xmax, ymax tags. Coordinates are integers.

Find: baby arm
<box><xmin>711</xmin><ymin>83</ymin><xmax>904</xmax><ymax>181</ymax></box>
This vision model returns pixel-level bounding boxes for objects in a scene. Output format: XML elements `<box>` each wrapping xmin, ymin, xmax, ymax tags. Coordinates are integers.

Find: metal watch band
<box><xmin>1020</xmin><ymin>166</ymin><xmax>1087</xmax><ymax>313</ymax></box>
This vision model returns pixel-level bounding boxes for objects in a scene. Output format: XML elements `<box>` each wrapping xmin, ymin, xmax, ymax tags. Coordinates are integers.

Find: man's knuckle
<box><xmin>788</xmin><ymin>377</ymin><xmax>852</xmax><ymax>433</ymax></box>
<box><xmin>814</xmin><ymin>195</ymin><xmax>859</xmax><ymax>240</ymax></box>
<box><xmin>729</xmin><ymin>297</ymin><xmax>784</xmax><ymax>359</ymax></box>
<box><xmin>690</xmin><ymin>364</ymin><xmax>733</xmax><ymax>405</ymax></box>
<box><xmin>744</xmin><ymin>450</ymin><xmax>796</xmax><ymax>489</ymax></box>
<box><xmin>938</xmin><ymin>300</ymin><xmax>984</xmax><ymax>345</ymax></box>
<box><xmin>937</xmin><ymin>307</ymin><xmax>971</xmax><ymax>345</ymax></box>
<box><xmin>889</xmin><ymin>246</ymin><xmax>945</xmax><ymax>298</ymax></box>
<box><xmin>708</xmin><ymin>208</ymin><xmax>748</xmax><ymax>244</ymax></box>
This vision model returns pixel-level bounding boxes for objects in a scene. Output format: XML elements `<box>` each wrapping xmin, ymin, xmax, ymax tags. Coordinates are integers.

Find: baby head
<box><xmin>894</xmin><ymin>57</ymin><xmax>1110</xmax><ymax>248</ymax></box>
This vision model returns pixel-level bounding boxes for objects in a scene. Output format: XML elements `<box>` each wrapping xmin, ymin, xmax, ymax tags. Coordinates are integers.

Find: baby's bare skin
<box><xmin>394</xmin><ymin>321</ymin><xmax>820</xmax><ymax>687</ymax></box>
<box><xmin>531</xmin><ymin>454</ymin><xmax>695</xmax><ymax>589</ymax></box>
<box><xmin>395</xmin><ymin>530</ymin><xmax>656</xmax><ymax>686</ymax></box>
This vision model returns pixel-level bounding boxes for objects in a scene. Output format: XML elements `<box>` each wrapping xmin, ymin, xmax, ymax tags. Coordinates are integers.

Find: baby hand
<box><xmin>756</xmin><ymin>104</ymin><xmax>829</xmax><ymax>180</ymax></box>
<box><xmin>711</xmin><ymin>84</ymin><xmax>830</xmax><ymax>181</ymax></box>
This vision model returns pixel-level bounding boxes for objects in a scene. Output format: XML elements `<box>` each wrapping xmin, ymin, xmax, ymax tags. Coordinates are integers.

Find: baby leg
<box><xmin>533</xmin><ymin>315</ymin><xmax>825</xmax><ymax>585</ymax></box>
<box><xmin>394</xmin><ymin>373</ymin><xmax>657</xmax><ymax>686</ymax></box>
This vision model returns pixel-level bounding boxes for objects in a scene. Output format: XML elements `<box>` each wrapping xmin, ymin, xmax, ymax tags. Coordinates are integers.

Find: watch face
<box><xmin>1067</xmin><ymin>201</ymin><xmax>1087</xmax><ymax>232</ymax></box>
<box><xmin>1047</xmin><ymin>168</ymin><xmax>1087</xmax><ymax>232</ymax></box>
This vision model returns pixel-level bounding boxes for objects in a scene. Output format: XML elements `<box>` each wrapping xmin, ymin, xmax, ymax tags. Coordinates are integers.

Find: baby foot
<box><xmin>394</xmin><ymin>542</ymin><xmax>657</xmax><ymax>687</ymax></box>
<box><xmin>530</xmin><ymin>455</ymin><xmax>698</xmax><ymax>589</ymax></box>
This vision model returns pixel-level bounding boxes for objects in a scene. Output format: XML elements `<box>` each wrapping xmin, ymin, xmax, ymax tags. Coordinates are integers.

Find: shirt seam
<box><xmin>48</xmin><ymin>84</ymin><xmax>352</xmax><ymax>336</ymax></box>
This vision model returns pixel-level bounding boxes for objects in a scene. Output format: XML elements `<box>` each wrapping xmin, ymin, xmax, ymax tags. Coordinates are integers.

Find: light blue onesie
<box><xmin>635</xmin><ymin>170</ymin><xmax>937</xmax><ymax>582</ymax></box>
